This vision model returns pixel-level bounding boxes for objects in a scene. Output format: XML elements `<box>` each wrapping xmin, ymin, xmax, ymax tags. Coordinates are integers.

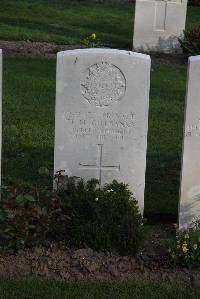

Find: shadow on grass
<box><xmin>2</xmin><ymin>140</ymin><xmax>54</xmax><ymax>185</ymax></box>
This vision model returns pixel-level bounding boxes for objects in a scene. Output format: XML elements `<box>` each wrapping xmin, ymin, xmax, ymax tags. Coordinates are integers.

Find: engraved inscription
<box><xmin>80</xmin><ymin>62</ymin><xmax>126</xmax><ymax>107</ymax></box>
<box><xmin>185</xmin><ymin>119</ymin><xmax>200</xmax><ymax>137</ymax></box>
<box><xmin>65</xmin><ymin>111</ymin><xmax>136</xmax><ymax>141</ymax></box>
<box><xmin>79</xmin><ymin>144</ymin><xmax>120</xmax><ymax>186</ymax></box>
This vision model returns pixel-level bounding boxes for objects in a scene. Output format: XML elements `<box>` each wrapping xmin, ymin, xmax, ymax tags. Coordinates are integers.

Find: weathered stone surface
<box><xmin>133</xmin><ymin>0</ymin><xmax>188</xmax><ymax>53</ymax></box>
<box><xmin>54</xmin><ymin>49</ymin><xmax>151</xmax><ymax>212</ymax></box>
<box><xmin>179</xmin><ymin>56</ymin><xmax>200</xmax><ymax>229</ymax></box>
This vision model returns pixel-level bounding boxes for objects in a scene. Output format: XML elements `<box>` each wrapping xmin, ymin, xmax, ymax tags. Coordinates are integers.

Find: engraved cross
<box><xmin>153</xmin><ymin>0</ymin><xmax>182</xmax><ymax>31</ymax></box>
<box><xmin>79</xmin><ymin>144</ymin><xmax>120</xmax><ymax>186</ymax></box>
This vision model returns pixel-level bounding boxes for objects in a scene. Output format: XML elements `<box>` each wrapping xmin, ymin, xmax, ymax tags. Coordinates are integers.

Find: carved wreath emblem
<box><xmin>80</xmin><ymin>62</ymin><xmax>126</xmax><ymax>107</ymax></box>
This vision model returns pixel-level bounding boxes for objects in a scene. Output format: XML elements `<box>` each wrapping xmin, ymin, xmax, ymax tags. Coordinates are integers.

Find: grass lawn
<box><xmin>0</xmin><ymin>1</ymin><xmax>200</xmax><ymax>48</ymax></box>
<box><xmin>2</xmin><ymin>56</ymin><xmax>187</xmax><ymax>215</ymax></box>
<box><xmin>0</xmin><ymin>279</ymin><xmax>200</xmax><ymax>299</ymax></box>
<box><xmin>146</xmin><ymin>64</ymin><xmax>186</xmax><ymax>214</ymax></box>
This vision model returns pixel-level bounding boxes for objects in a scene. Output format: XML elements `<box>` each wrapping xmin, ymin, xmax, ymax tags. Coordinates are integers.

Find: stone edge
<box><xmin>57</xmin><ymin>48</ymin><xmax>150</xmax><ymax>61</ymax></box>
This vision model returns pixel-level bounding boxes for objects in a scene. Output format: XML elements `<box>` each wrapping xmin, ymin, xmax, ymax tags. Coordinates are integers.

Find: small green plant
<box><xmin>179</xmin><ymin>28</ymin><xmax>200</xmax><ymax>55</ymax></box>
<box><xmin>50</xmin><ymin>174</ymin><xmax>146</xmax><ymax>255</ymax></box>
<box><xmin>0</xmin><ymin>171</ymin><xmax>145</xmax><ymax>255</ymax></box>
<box><xmin>80</xmin><ymin>33</ymin><xmax>103</xmax><ymax>48</ymax></box>
<box><xmin>0</xmin><ymin>184</ymin><xmax>49</xmax><ymax>252</ymax></box>
<box><xmin>167</xmin><ymin>222</ymin><xmax>200</xmax><ymax>267</ymax></box>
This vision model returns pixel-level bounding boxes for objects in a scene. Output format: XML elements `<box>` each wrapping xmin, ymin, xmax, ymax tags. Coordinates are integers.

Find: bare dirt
<box><xmin>0</xmin><ymin>225</ymin><xmax>199</xmax><ymax>287</ymax></box>
<box><xmin>0</xmin><ymin>40</ymin><xmax>86</xmax><ymax>58</ymax></box>
<box><xmin>0</xmin><ymin>40</ymin><xmax>188</xmax><ymax>65</ymax></box>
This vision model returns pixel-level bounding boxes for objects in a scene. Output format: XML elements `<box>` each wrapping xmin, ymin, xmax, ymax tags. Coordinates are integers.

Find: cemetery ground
<box><xmin>3</xmin><ymin>56</ymin><xmax>186</xmax><ymax>216</ymax></box>
<box><xmin>1</xmin><ymin>46</ymin><xmax>200</xmax><ymax>296</ymax></box>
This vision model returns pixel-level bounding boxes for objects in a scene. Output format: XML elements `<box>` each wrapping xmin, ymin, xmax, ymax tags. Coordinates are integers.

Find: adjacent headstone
<box><xmin>179</xmin><ymin>56</ymin><xmax>200</xmax><ymax>229</ymax></box>
<box><xmin>0</xmin><ymin>50</ymin><xmax>2</xmax><ymax>186</ymax></box>
<box><xmin>54</xmin><ymin>49</ymin><xmax>151</xmax><ymax>213</ymax></box>
<box><xmin>133</xmin><ymin>0</ymin><xmax>188</xmax><ymax>53</ymax></box>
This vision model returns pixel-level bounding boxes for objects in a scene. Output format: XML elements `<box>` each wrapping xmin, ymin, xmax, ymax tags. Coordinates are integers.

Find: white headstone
<box><xmin>54</xmin><ymin>49</ymin><xmax>151</xmax><ymax>213</ymax></box>
<box><xmin>179</xmin><ymin>56</ymin><xmax>200</xmax><ymax>229</ymax></box>
<box><xmin>0</xmin><ymin>50</ymin><xmax>2</xmax><ymax>185</ymax></box>
<box><xmin>133</xmin><ymin>0</ymin><xmax>188</xmax><ymax>53</ymax></box>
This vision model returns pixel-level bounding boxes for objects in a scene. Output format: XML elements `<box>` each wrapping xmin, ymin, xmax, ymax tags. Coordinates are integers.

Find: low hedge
<box><xmin>0</xmin><ymin>172</ymin><xmax>145</xmax><ymax>255</ymax></box>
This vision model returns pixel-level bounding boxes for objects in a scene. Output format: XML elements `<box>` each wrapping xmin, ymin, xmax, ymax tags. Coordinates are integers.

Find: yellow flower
<box><xmin>193</xmin><ymin>244</ymin><xmax>198</xmax><ymax>250</ymax></box>
<box><xmin>177</xmin><ymin>240</ymin><xmax>180</xmax><ymax>244</ymax></box>
<box><xmin>184</xmin><ymin>233</ymin><xmax>189</xmax><ymax>239</ymax></box>
<box><xmin>176</xmin><ymin>245</ymin><xmax>181</xmax><ymax>249</ymax></box>
<box><xmin>173</xmin><ymin>223</ymin><xmax>178</xmax><ymax>229</ymax></box>
<box><xmin>91</xmin><ymin>33</ymin><xmax>96</xmax><ymax>40</ymax></box>
<box><xmin>182</xmin><ymin>245</ymin><xmax>188</xmax><ymax>254</ymax></box>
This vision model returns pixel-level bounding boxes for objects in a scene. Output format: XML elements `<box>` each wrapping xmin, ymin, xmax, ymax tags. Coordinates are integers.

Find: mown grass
<box><xmin>0</xmin><ymin>1</ymin><xmax>200</xmax><ymax>48</ymax></box>
<box><xmin>0</xmin><ymin>0</ymin><xmax>133</xmax><ymax>48</ymax></box>
<box><xmin>146</xmin><ymin>64</ymin><xmax>186</xmax><ymax>213</ymax></box>
<box><xmin>0</xmin><ymin>278</ymin><xmax>200</xmax><ymax>299</ymax></box>
<box><xmin>2</xmin><ymin>57</ymin><xmax>187</xmax><ymax>215</ymax></box>
<box><xmin>2</xmin><ymin>57</ymin><xmax>55</xmax><ymax>185</ymax></box>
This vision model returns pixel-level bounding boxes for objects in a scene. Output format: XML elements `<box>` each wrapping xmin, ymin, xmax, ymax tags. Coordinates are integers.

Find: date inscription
<box><xmin>64</xmin><ymin>111</ymin><xmax>136</xmax><ymax>141</ymax></box>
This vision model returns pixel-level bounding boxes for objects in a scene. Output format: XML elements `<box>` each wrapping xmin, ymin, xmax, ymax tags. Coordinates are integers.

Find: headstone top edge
<box><xmin>189</xmin><ymin>55</ymin><xmax>200</xmax><ymax>63</ymax></box>
<box><xmin>57</xmin><ymin>48</ymin><xmax>150</xmax><ymax>61</ymax></box>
